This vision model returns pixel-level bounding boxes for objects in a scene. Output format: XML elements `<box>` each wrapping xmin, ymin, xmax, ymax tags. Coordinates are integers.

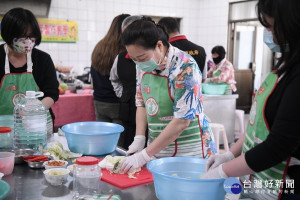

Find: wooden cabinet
<box><xmin>235</xmin><ymin>69</ymin><xmax>254</xmax><ymax>113</ymax></box>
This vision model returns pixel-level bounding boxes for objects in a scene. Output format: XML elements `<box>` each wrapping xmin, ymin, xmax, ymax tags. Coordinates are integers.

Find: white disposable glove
<box><xmin>205</xmin><ymin>151</ymin><xmax>235</xmax><ymax>172</ymax></box>
<box><xmin>121</xmin><ymin>149</ymin><xmax>151</xmax><ymax>174</ymax></box>
<box><xmin>126</xmin><ymin>135</ymin><xmax>146</xmax><ymax>155</ymax></box>
<box><xmin>202</xmin><ymin>164</ymin><xmax>228</xmax><ymax>179</ymax></box>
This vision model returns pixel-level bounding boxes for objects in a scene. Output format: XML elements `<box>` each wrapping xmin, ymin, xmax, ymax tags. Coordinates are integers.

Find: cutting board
<box><xmin>100</xmin><ymin>159</ymin><xmax>153</xmax><ymax>189</ymax></box>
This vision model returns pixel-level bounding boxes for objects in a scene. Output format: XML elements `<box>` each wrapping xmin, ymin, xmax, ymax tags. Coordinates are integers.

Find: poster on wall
<box><xmin>0</xmin><ymin>17</ymin><xmax>78</xmax><ymax>43</ymax></box>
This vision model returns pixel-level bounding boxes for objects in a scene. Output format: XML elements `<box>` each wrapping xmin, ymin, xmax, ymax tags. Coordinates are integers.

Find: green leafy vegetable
<box><xmin>44</xmin><ymin>141</ymin><xmax>82</xmax><ymax>160</ymax></box>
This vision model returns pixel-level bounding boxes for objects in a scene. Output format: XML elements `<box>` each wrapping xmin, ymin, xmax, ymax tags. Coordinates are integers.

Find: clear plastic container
<box><xmin>0</xmin><ymin>127</ymin><xmax>12</xmax><ymax>149</ymax></box>
<box><xmin>0</xmin><ymin>152</ymin><xmax>15</xmax><ymax>176</ymax></box>
<box><xmin>0</xmin><ymin>115</ymin><xmax>14</xmax><ymax>133</ymax></box>
<box><xmin>73</xmin><ymin>156</ymin><xmax>101</xmax><ymax>199</ymax></box>
<box><xmin>13</xmin><ymin>91</ymin><xmax>47</xmax><ymax>151</ymax></box>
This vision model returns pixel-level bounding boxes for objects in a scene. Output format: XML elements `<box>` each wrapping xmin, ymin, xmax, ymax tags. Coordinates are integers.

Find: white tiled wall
<box><xmin>197</xmin><ymin>0</ymin><xmax>230</xmax><ymax>57</ymax></box>
<box><xmin>2</xmin><ymin>0</ymin><xmax>231</xmax><ymax>75</ymax></box>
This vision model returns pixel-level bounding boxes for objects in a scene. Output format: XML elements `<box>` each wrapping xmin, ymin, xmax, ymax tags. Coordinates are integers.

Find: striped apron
<box><xmin>240</xmin><ymin>72</ymin><xmax>291</xmax><ymax>200</ymax></box>
<box><xmin>141</xmin><ymin>72</ymin><xmax>216</xmax><ymax>158</ymax></box>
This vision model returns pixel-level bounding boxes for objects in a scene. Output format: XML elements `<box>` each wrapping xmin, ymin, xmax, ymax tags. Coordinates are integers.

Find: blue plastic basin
<box><xmin>0</xmin><ymin>180</ymin><xmax>10</xmax><ymax>200</ymax></box>
<box><xmin>147</xmin><ymin>157</ymin><xmax>226</xmax><ymax>200</ymax></box>
<box><xmin>202</xmin><ymin>83</ymin><xmax>228</xmax><ymax>95</ymax></box>
<box><xmin>62</xmin><ymin>122</ymin><xmax>124</xmax><ymax>155</ymax></box>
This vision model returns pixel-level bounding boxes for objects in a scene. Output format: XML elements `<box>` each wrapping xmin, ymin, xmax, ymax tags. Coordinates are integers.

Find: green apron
<box><xmin>240</xmin><ymin>72</ymin><xmax>291</xmax><ymax>200</ymax></box>
<box><xmin>0</xmin><ymin>45</ymin><xmax>53</xmax><ymax>139</ymax></box>
<box><xmin>141</xmin><ymin>73</ymin><xmax>216</xmax><ymax>158</ymax></box>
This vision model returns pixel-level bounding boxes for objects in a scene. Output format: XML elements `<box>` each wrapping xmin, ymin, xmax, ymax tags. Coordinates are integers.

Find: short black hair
<box><xmin>158</xmin><ymin>17</ymin><xmax>179</xmax><ymax>34</ymax></box>
<box><xmin>122</xmin><ymin>17</ymin><xmax>169</xmax><ymax>50</ymax></box>
<box><xmin>257</xmin><ymin>0</ymin><xmax>300</xmax><ymax>74</ymax></box>
<box><xmin>211</xmin><ymin>46</ymin><xmax>226</xmax><ymax>55</ymax></box>
<box><xmin>1</xmin><ymin>8</ymin><xmax>41</xmax><ymax>46</ymax></box>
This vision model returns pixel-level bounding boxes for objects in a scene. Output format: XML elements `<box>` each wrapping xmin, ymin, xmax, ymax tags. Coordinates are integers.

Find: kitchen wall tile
<box><xmin>58</xmin><ymin>0</ymin><xmax>68</xmax><ymax>8</ymax></box>
<box><xmin>68</xmin><ymin>9</ymin><xmax>78</xmax><ymax>20</ymax></box>
<box><xmin>58</xmin><ymin>8</ymin><xmax>68</xmax><ymax>19</ymax></box>
<box><xmin>37</xmin><ymin>0</ymin><xmax>230</xmax><ymax>74</ymax></box>
<box><xmin>67</xmin><ymin>0</ymin><xmax>77</xmax><ymax>9</ymax></box>
<box><xmin>77</xmin><ymin>0</ymin><xmax>87</xmax><ymax>10</ymax></box>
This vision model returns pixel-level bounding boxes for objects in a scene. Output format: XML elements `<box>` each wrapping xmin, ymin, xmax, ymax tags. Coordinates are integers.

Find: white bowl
<box><xmin>44</xmin><ymin>168</ymin><xmax>70</xmax><ymax>186</ymax></box>
<box><xmin>0</xmin><ymin>172</ymin><xmax>3</xmax><ymax>179</ymax></box>
<box><xmin>43</xmin><ymin>160</ymin><xmax>68</xmax><ymax>170</ymax></box>
<box><xmin>67</xmin><ymin>164</ymin><xmax>76</xmax><ymax>177</ymax></box>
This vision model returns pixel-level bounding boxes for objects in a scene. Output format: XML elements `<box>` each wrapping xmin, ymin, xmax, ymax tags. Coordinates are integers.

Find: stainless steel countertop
<box><xmin>3</xmin><ymin>147</ymin><xmax>158</xmax><ymax>200</ymax></box>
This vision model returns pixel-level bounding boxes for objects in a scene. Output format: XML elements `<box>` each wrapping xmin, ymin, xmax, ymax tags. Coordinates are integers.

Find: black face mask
<box><xmin>213</xmin><ymin>57</ymin><xmax>223</xmax><ymax>64</ymax></box>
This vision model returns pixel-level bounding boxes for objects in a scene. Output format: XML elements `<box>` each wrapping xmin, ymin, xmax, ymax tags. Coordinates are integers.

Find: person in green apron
<box><xmin>120</xmin><ymin>17</ymin><xmax>216</xmax><ymax>174</ymax></box>
<box><xmin>203</xmin><ymin>0</ymin><xmax>300</xmax><ymax>199</ymax></box>
<box><xmin>206</xmin><ymin>46</ymin><xmax>237</xmax><ymax>94</ymax></box>
<box><xmin>0</xmin><ymin>8</ymin><xmax>59</xmax><ymax>139</ymax></box>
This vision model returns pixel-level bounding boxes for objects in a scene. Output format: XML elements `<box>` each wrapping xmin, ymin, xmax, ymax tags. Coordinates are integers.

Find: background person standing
<box><xmin>110</xmin><ymin>15</ymin><xmax>143</xmax><ymax>149</ymax></box>
<box><xmin>91</xmin><ymin>14</ymin><xmax>129</xmax><ymax>126</ymax></box>
<box><xmin>158</xmin><ymin>17</ymin><xmax>207</xmax><ymax>81</ymax></box>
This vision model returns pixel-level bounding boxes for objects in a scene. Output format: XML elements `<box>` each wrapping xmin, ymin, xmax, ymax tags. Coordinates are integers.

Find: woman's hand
<box><xmin>126</xmin><ymin>135</ymin><xmax>146</xmax><ymax>155</ymax></box>
<box><xmin>121</xmin><ymin>149</ymin><xmax>151</xmax><ymax>173</ymax></box>
<box><xmin>202</xmin><ymin>164</ymin><xmax>228</xmax><ymax>179</ymax></box>
<box><xmin>41</xmin><ymin>97</ymin><xmax>54</xmax><ymax>109</ymax></box>
<box><xmin>205</xmin><ymin>151</ymin><xmax>235</xmax><ymax>172</ymax></box>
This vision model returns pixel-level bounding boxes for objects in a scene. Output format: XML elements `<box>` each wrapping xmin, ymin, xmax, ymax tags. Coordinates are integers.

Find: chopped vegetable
<box><xmin>43</xmin><ymin>141</ymin><xmax>82</xmax><ymax>160</ymax></box>
<box><xmin>48</xmin><ymin>170</ymin><xmax>66</xmax><ymax>175</ymax></box>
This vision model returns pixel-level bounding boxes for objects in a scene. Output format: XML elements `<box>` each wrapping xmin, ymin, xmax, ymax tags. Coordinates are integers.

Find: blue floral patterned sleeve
<box><xmin>172</xmin><ymin>53</ymin><xmax>203</xmax><ymax>119</ymax></box>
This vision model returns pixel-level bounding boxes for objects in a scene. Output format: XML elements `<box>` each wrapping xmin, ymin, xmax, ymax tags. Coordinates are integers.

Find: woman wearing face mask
<box><xmin>203</xmin><ymin>0</ymin><xmax>300</xmax><ymax>199</ymax></box>
<box><xmin>206</xmin><ymin>46</ymin><xmax>237</xmax><ymax>94</ymax></box>
<box><xmin>0</xmin><ymin>8</ymin><xmax>59</xmax><ymax>137</ymax></box>
<box><xmin>120</xmin><ymin>17</ymin><xmax>216</xmax><ymax>174</ymax></box>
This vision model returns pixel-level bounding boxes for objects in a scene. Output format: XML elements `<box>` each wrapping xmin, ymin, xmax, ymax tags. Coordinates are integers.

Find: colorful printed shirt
<box><xmin>207</xmin><ymin>58</ymin><xmax>237</xmax><ymax>92</ymax></box>
<box><xmin>136</xmin><ymin>45</ymin><xmax>204</xmax><ymax>119</ymax></box>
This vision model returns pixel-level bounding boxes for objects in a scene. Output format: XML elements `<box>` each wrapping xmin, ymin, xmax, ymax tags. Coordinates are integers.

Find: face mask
<box><xmin>213</xmin><ymin>57</ymin><xmax>223</xmax><ymax>65</ymax></box>
<box><xmin>134</xmin><ymin>49</ymin><xmax>162</xmax><ymax>72</ymax></box>
<box><xmin>12</xmin><ymin>37</ymin><xmax>35</xmax><ymax>53</ymax></box>
<box><xmin>263</xmin><ymin>29</ymin><xmax>289</xmax><ymax>52</ymax></box>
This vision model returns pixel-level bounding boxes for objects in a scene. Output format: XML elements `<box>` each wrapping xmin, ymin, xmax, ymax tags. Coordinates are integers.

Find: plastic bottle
<box><xmin>13</xmin><ymin>91</ymin><xmax>47</xmax><ymax>151</ymax></box>
<box><xmin>73</xmin><ymin>156</ymin><xmax>101</xmax><ymax>199</ymax></box>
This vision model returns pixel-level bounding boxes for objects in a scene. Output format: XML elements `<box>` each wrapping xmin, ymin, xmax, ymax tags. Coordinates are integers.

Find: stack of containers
<box><xmin>0</xmin><ymin>115</ymin><xmax>14</xmax><ymax>149</ymax></box>
<box><xmin>0</xmin><ymin>127</ymin><xmax>13</xmax><ymax>149</ymax></box>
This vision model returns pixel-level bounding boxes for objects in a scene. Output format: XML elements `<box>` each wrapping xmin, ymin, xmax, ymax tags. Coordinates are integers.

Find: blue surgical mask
<box><xmin>263</xmin><ymin>29</ymin><xmax>289</xmax><ymax>52</ymax></box>
<box><xmin>133</xmin><ymin>50</ymin><xmax>162</xmax><ymax>72</ymax></box>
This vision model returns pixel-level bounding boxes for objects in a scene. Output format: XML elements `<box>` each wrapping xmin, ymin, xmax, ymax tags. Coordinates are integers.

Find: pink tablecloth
<box><xmin>52</xmin><ymin>89</ymin><xmax>96</xmax><ymax>127</ymax></box>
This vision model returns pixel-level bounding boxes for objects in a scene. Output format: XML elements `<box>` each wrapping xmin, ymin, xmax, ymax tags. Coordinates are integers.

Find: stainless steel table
<box><xmin>3</xmin><ymin>148</ymin><xmax>158</xmax><ymax>200</ymax></box>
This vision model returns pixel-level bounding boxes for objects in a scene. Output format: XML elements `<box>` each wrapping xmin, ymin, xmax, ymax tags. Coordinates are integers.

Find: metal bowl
<box><xmin>13</xmin><ymin>149</ymin><xmax>37</xmax><ymax>165</ymax></box>
<box><xmin>25</xmin><ymin>155</ymin><xmax>52</xmax><ymax>169</ymax></box>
